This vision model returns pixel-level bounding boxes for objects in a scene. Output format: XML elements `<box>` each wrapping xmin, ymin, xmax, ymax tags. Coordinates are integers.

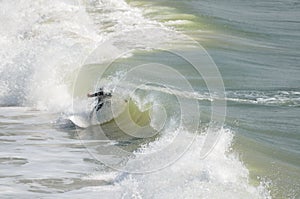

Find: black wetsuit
<box><xmin>89</xmin><ymin>90</ymin><xmax>112</xmax><ymax>111</ymax></box>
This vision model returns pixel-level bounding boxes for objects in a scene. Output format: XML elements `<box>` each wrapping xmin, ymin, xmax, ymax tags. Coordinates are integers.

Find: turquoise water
<box><xmin>0</xmin><ymin>0</ymin><xmax>299</xmax><ymax>198</ymax></box>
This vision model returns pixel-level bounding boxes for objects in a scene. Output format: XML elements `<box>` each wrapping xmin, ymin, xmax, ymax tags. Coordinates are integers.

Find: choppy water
<box><xmin>0</xmin><ymin>0</ymin><xmax>299</xmax><ymax>198</ymax></box>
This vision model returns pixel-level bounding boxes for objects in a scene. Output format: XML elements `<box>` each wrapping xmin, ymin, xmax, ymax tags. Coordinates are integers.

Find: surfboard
<box><xmin>69</xmin><ymin>96</ymin><xmax>128</xmax><ymax>128</ymax></box>
<box><xmin>69</xmin><ymin>115</ymin><xmax>90</xmax><ymax>128</ymax></box>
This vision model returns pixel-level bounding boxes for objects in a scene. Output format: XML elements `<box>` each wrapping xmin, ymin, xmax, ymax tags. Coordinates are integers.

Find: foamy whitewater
<box><xmin>1</xmin><ymin>0</ymin><xmax>299</xmax><ymax>198</ymax></box>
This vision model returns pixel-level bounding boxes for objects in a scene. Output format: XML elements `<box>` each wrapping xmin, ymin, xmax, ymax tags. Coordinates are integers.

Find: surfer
<box><xmin>87</xmin><ymin>88</ymin><xmax>112</xmax><ymax>112</ymax></box>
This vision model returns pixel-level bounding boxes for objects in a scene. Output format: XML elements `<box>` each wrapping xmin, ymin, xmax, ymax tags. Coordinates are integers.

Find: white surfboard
<box><xmin>69</xmin><ymin>97</ymin><xmax>128</xmax><ymax>128</ymax></box>
<box><xmin>69</xmin><ymin>115</ymin><xmax>90</xmax><ymax>128</ymax></box>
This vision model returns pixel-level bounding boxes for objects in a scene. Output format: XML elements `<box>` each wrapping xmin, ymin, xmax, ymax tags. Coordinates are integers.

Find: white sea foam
<box><xmin>85</xmin><ymin>128</ymin><xmax>270</xmax><ymax>198</ymax></box>
<box><xmin>0</xmin><ymin>0</ymin><xmax>102</xmax><ymax>111</ymax></box>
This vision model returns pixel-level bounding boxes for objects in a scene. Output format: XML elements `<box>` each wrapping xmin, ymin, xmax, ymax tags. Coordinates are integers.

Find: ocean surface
<box><xmin>0</xmin><ymin>0</ymin><xmax>299</xmax><ymax>198</ymax></box>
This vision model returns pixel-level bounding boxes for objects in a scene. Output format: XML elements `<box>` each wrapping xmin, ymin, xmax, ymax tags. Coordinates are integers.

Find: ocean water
<box><xmin>0</xmin><ymin>0</ymin><xmax>299</xmax><ymax>198</ymax></box>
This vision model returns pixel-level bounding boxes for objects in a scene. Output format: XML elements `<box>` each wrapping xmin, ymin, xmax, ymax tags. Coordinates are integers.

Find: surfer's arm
<box><xmin>87</xmin><ymin>91</ymin><xmax>104</xmax><ymax>98</ymax></box>
<box><xmin>87</xmin><ymin>93</ymin><xmax>95</xmax><ymax>97</ymax></box>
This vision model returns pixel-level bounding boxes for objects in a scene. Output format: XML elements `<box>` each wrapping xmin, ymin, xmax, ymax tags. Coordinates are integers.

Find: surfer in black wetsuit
<box><xmin>87</xmin><ymin>88</ymin><xmax>112</xmax><ymax>112</ymax></box>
